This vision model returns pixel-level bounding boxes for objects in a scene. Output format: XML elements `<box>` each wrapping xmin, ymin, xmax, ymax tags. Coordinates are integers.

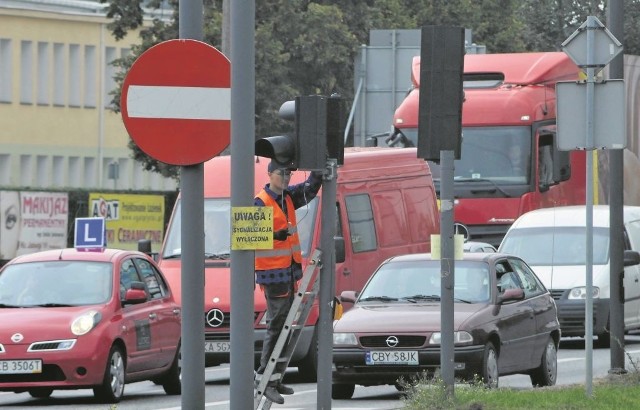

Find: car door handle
<box><xmin>149</xmin><ymin>313</ymin><xmax>157</xmax><ymax>320</ymax></box>
<box><xmin>343</xmin><ymin>268</ymin><xmax>351</xmax><ymax>277</ymax></box>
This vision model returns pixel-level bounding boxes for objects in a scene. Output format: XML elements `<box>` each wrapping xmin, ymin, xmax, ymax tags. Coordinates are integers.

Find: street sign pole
<box><xmin>584</xmin><ymin>17</ymin><xmax>596</xmax><ymax>397</ymax></box>
<box><xmin>561</xmin><ymin>15</ymin><xmax>623</xmax><ymax>398</ymax></box>
<box><xmin>229</xmin><ymin>1</ymin><xmax>255</xmax><ymax>409</ymax></box>
<box><xmin>179</xmin><ymin>1</ymin><xmax>205</xmax><ymax>409</ymax></box>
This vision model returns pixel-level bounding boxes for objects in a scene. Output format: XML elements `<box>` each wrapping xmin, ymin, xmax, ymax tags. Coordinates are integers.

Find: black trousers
<box><xmin>256</xmin><ymin>281</ymin><xmax>294</xmax><ymax>383</ymax></box>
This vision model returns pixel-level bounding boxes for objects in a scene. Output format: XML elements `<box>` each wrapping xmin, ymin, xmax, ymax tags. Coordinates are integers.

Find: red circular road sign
<box><xmin>121</xmin><ymin>39</ymin><xmax>230</xmax><ymax>165</ymax></box>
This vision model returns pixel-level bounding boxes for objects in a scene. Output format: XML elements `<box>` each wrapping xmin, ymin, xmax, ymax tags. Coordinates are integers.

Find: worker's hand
<box><xmin>273</xmin><ymin>229</ymin><xmax>290</xmax><ymax>241</ymax></box>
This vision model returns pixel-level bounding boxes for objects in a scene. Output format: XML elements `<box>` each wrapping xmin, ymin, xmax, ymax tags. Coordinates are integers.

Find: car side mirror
<box><xmin>339</xmin><ymin>290</ymin><xmax>357</xmax><ymax>304</ymax></box>
<box><xmin>498</xmin><ymin>288</ymin><xmax>524</xmax><ymax>303</ymax></box>
<box><xmin>624</xmin><ymin>250</ymin><xmax>640</xmax><ymax>267</ymax></box>
<box><xmin>122</xmin><ymin>281</ymin><xmax>148</xmax><ymax>305</ymax></box>
<box><xmin>335</xmin><ymin>236</ymin><xmax>346</xmax><ymax>263</ymax></box>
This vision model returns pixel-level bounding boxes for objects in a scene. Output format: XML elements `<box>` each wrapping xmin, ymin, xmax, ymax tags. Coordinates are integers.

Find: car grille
<box><xmin>204</xmin><ymin>311</ymin><xmax>259</xmax><ymax>328</ymax></box>
<box><xmin>549</xmin><ymin>289</ymin><xmax>566</xmax><ymax>300</ymax></box>
<box><xmin>0</xmin><ymin>364</ymin><xmax>65</xmax><ymax>383</ymax></box>
<box><xmin>359</xmin><ymin>335</ymin><xmax>427</xmax><ymax>348</ymax></box>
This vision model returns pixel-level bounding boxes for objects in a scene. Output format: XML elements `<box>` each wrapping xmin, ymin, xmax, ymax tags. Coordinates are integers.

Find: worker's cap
<box><xmin>268</xmin><ymin>160</ymin><xmax>296</xmax><ymax>173</ymax></box>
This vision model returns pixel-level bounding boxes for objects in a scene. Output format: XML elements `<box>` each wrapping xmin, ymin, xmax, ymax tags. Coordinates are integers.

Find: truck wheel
<box><xmin>530</xmin><ymin>337</ymin><xmax>557</xmax><ymax>387</ymax></box>
<box><xmin>297</xmin><ymin>327</ymin><xmax>318</xmax><ymax>382</ymax></box>
<box><xmin>93</xmin><ymin>345</ymin><xmax>125</xmax><ymax>403</ymax></box>
<box><xmin>331</xmin><ymin>383</ymin><xmax>355</xmax><ymax>399</ymax></box>
<box><xmin>161</xmin><ymin>343</ymin><xmax>182</xmax><ymax>395</ymax></box>
<box><xmin>482</xmin><ymin>342</ymin><xmax>499</xmax><ymax>388</ymax></box>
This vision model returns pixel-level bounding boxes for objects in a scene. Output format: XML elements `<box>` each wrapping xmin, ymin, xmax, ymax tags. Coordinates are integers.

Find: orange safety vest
<box><xmin>255</xmin><ymin>190</ymin><xmax>302</xmax><ymax>270</ymax></box>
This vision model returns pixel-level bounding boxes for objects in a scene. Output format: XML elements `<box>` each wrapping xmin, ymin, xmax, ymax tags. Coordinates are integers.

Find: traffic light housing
<box><xmin>255</xmin><ymin>95</ymin><xmax>344</xmax><ymax>170</ymax></box>
<box><xmin>417</xmin><ymin>26</ymin><xmax>465</xmax><ymax>161</ymax></box>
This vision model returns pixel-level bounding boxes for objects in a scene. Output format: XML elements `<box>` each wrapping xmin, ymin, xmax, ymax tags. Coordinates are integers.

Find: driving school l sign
<box><xmin>121</xmin><ymin>39</ymin><xmax>230</xmax><ymax>165</ymax></box>
<box><xmin>231</xmin><ymin>207</ymin><xmax>273</xmax><ymax>250</ymax></box>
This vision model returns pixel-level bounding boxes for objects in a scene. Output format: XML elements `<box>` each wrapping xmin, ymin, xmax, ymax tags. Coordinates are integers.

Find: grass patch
<box><xmin>402</xmin><ymin>371</ymin><xmax>640</xmax><ymax>410</ymax></box>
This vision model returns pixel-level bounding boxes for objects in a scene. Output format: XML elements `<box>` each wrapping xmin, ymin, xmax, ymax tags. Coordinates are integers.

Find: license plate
<box><xmin>0</xmin><ymin>359</ymin><xmax>42</xmax><ymax>374</ymax></box>
<box><xmin>205</xmin><ymin>341</ymin><xmax>230</xmax><ymax>353</ymax></box>
<box><xmin>365</xmin><ymin>351</ymin><xmax>418</xmax><ymax>365</ymax></box>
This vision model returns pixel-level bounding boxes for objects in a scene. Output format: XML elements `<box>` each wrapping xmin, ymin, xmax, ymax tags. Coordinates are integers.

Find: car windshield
<box><xmin>499</xmin><ymin>226</ymin><xmax>610</xmax><ymax>266</ymax></box>
<box><xmin>359</xmin><ymin>259</ymin><xmax>491</xmax><ymax>303</ymax></box>
<box><xmin>397</xmin><ymin>126</ymin><xmax>531</xmax><ymax>185</ymax></box>
<box><xmin>162</xmin><ymin>197</ymin><xmax>319</xmax><ymax>259</ymax></box>
<box><xmin>0</xmin><ymin>261</ymin><xmax>113</xmax><ymax>307</ymax></box>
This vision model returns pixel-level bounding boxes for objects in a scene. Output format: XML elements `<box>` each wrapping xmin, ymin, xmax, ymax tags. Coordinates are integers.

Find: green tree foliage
<box><xmin>103</xmin><ymin>0</ymin><xmax>638</xmax><ymax>179</ymax></box>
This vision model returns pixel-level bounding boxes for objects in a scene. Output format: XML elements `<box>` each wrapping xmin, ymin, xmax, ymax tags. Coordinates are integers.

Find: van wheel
<box><xmin>161</xmin><ymin>344</ymin><xmax>181</xmax><ymax>395</ymax></box>
<box><xmin>93</xmin><ymin>345</ymin><xmax>125</xmax><ymax>403</ymax></box>
<box><xmin>332</xmin><ymin>383</ymin><xmax>355</xmax><ymax>399</ymax></box>
<box><xmin>297</xmin><ymin>327</ymin><xmax>318</xmax><ymax>382</ymax></box>
<box><xmin>530</xmin><ymin>337</ymin><xmax>557</xmax><ymax>387</ymax></box>
<box><xmin>482</xmin><ymin>342</ymin><xmax>499</xmax><ymax>388</ymax></box>
<box><xmin>28</xmin><ymin>388</ymin><xmax>53</xmax><ymax>398</ymax></box>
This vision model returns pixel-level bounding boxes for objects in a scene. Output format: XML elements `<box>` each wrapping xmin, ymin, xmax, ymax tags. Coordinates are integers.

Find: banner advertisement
<box><xmin>0</xmin><ymin>191</ymin><xmax>69</xmax><ymax>260</ymax></box>
<box><xmin>89</xmin><ymin>193</ymin><xmax>164</xmax><ymax>251</ymax></box>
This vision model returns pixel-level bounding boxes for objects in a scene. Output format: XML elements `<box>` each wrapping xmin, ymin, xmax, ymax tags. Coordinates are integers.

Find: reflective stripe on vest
<box><xmin>255</xmin><ymin>190</ymin><xmax>303</xmax><ymax>269</ymax></box>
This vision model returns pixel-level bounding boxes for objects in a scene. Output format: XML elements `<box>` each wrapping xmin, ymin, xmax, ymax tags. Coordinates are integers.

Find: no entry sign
<box><xmin>121</xmin><ymin>39</ymin><xmax>230</xmax><ymax>165</ymax></box>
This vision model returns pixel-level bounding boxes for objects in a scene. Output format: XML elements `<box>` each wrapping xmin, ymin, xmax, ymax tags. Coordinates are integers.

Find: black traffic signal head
<box><xmin>255</xmin><ymin>135</ymin><xmax>296</xmax><ymax>168</ymax></box>
<box><xmin>255</xmin><ymin>95</ymin><xmax>344</xmax><ymax>170</ymax></box>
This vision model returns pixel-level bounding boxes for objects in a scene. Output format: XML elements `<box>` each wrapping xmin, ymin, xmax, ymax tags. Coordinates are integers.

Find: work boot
<box><xmin>263</xmin><ymin>386</ymin><xmax>285</xmax><ymax>404</ymax></box>
<box><xmin>276</xmin><ymin>383</ymin><xmax>294</xmax><ymax>395</ymax></box>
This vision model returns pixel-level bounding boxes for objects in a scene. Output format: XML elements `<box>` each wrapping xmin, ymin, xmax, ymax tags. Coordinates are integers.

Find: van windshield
<box><xmin>162</xmin><ymin>198</ymin><xmax>319</xmax><ymax>260</ymax></box>
<box><xmin>499</xmin><ymin>227</ymin><xmax>610</xmax><ymax>266</ymax></box>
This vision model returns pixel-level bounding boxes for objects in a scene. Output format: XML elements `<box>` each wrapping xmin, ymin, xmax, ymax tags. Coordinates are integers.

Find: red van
<box><xmin>156</xmin><ymin>147</ymin><xmax>439</xmax><ymax>379</ymax></box>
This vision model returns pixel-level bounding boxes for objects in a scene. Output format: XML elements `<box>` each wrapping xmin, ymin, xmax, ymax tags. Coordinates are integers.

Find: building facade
<box><xmin>0</xmin><ymin>0</ymin><xmax>178</xmax><ymax>191</ymax></box>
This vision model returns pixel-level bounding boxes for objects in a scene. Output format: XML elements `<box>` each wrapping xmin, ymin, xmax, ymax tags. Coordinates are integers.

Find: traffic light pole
<box><xmin>317</xmin><ymin>158</ymin><xmax>338</xmax><ymax>409</ymax></box>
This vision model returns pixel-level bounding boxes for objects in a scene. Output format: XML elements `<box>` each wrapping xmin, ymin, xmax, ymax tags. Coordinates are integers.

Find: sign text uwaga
<box><xmin>231</xmin><ymin>207</ymin><xmax>273</xmax><ymax>250</ymax></box>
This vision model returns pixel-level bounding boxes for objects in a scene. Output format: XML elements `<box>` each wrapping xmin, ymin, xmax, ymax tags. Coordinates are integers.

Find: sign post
<box><xmin>120</xmin><ymin>33</ymin><xmax>231</xmax><ymax>408</ymax></box>
<box><xmin>559</xmin><ymin>15</ymin><xmax>623</xmax><ymax>397</ymax></box>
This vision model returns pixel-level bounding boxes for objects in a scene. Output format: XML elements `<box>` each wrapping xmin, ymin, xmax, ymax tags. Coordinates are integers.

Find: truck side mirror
<box><xmin>335</xmin><ymin>236</ymin><xmax>346</xmax><ymax>263</ymax></box>
<box><xmin>623</xmin><ymin>250</ymin><xmax>640</xmax><ymax>267</ymax></box>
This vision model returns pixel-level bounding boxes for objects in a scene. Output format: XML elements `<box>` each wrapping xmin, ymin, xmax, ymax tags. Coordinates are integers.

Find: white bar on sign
<box><xmin>127</xmin><ymin>85</ymin><xmax>230</xmax><ymax>120</ymax></box>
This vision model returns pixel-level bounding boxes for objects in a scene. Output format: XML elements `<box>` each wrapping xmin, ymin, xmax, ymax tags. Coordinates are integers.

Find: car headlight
<box><xmin>429</xmin><ymin>331</ymin><xmax>473</xmax><ymax>345</ymax></box>
<box><xmin>71</xmin><ymin>310</ymin><xmax>102</xmax><ymax>336</ymax></box>
<box><xmin>333</xmin><ymin>333</ymin><xmax>358</xmax><ymax>346</ymax></box>
<box><xmin>568</xmin><ymin>286</ymin><xmax>600</xmax><ymax>300</ymax></box>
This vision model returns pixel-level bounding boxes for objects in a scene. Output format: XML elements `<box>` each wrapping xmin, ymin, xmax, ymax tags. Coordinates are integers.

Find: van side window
<box><xmin>371</xmin><ymin>190</ymin><xmax>407</xmax><ymax>247</ymax></box>
<box><xmin>345</xmin><ymin>194</ymin><xmax>377</xmax><ymax>252</ymax></box>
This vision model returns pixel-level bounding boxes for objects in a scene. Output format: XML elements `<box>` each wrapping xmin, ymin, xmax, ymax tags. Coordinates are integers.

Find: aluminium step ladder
<box><xmin>254</xmin><ymin>249</ymin><xmax>322</xmax><ymax>409</ymax></box>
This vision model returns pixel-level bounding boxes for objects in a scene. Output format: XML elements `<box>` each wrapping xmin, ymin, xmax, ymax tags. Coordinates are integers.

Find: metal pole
<box><xmin>179</xmin><ymin>1</ymin><xmax>205</xmax><ymax>408</ymax></box>
<box><xmin>230</xmin><ymin>0</ymin><xmax>256</xmax><ymax>408</ymax></box>
<box><xmin>584</xmin><ymin>15</ymin><xmax>597</xmax><ymax>398</ymax></box>
<box><xmin>607</xmin><ymin>0</ymin><xmax>626</xmax><ymax>374</ymax></box>
<box><xmin>317</xmin><ymin>159</ymin><xmax>338</xmax><ymax>409</ymax></box>
<box><xmin>439</xmin><ymin>150</ymin><xmax>455</xmax><ymax>396</ymax></box>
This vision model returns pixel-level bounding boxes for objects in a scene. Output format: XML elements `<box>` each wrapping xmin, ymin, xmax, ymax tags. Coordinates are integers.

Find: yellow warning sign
<box><xmin>231</xmin><ymin>207</ymin><xmax>273</xmax><ymax>250</ymax></box>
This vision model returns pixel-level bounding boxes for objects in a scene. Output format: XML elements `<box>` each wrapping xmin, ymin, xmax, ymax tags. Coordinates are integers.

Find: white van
<box><xmin>499</xmin><ymin>205</ymin><xmax>640</xmax><ymax>346</ymax></box>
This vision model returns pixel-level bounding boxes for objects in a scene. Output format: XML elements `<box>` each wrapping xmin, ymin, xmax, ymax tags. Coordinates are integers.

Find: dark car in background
<box><xmin>332</xmin><ymin>252</ymin><xmax>560</xmax><ymax>399</ymax></box>
<box><xmin>0</xmin><ymin>248</ymin><xmax>181</xmax><ymax>403</ymax></box>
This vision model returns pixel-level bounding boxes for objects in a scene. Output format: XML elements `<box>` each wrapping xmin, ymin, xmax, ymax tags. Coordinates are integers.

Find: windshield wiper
<box><xmin>359</xmin><ymin>296</ymin><xmax>398</xmax><ymax>302</ymax></box>
<box><xmin>0</xmin><ymin>303</ymin><xmax>20</xmax><ymax>308</ymax></box>
<box><xmin>32</xmin><ymin>303</ymin><xmax>74</xmax><ymax>307</ymax></box>
<box><xmin>205</xmin><ymin>253</ymin><xmax>230</xmax><ymax>260</ymax></box>
<box><xmin>454</xmin><ymin>297</ymin><xmax>473</xmax><ymax>304</ymax></box>
<box><xmin>402</xmin><ymin>294</ymin><xmax>441</xmax><ymax>303</ymax></box>
<box><xmin>453</xmin><ymin>177</ymin><xmax>511</xmax><ymax>197</ymax></box>
<box><xmin>163</xmin><ymin>253</ymin><xmax>181</xmax><ymax>259</ymax></box>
